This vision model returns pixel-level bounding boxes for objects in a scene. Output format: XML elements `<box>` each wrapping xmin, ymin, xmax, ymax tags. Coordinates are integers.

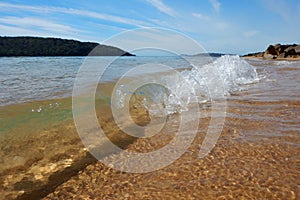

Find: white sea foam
<box><xmin>115</xmin><ymin>55</ymin><xmax>259</xmax><ymax>116</ymax></box>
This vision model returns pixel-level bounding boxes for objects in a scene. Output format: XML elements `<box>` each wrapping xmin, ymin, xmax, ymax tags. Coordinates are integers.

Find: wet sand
<box><xmin>42</xmin><ymin>98</ymin><xmax>300</xmax><ymax>200</ymax></box>
<box><xmin>0</xmin><ymin>82</ymin><xmax>139</xmax><ymax>199</ymax></box>
<box><xmin>1</xmin><ymin>61</ymin><xmax>300</xmax><ymax>199</ymax></box>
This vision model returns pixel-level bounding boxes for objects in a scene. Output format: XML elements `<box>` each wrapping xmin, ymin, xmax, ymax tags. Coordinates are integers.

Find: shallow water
<box><xmin>225</xmin><ymin>58</ymin><xmax>300</xmax><ymax>145</ymax></box>
<box><xmin>0</xmin><ymin>56</ymin><xmax>191</xmax><ymax>106</ymax></box>
<box><xmin>0</xmin><ymin>56</ymin><xmax>299</xmax><ymax>199</ymax></box>
<box><xmin>236</xmin><ymin>59</ymin><xmax>300</xmax><ymax>101</ymax></box>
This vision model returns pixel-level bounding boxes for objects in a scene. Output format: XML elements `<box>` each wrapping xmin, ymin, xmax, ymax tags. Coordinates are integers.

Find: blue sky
<box><xmin>0</xmin><ymin>0</ymin><xmax>299</xmax><ymax>54</ymax></box>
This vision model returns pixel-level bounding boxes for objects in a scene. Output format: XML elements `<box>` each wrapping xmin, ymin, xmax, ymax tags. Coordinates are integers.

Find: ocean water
<box><xmin>0</xmin><ymin>57</ymin><xmax>83</xmax><ymax>106</ymax></box>
<box><xmin>1</xmin><ymin>55</ymin><xmax>300</xmax><ymax>198</ymax></box>
<box><xmin>0</xmin><ymin>56</ymin><xmax>194</xmax><ymax>106</ymax></box>
<box><xmin>0</xmin><ymin>55</ymin><xmax>257</xmax><ymax>107</ymax></box>
<box><xmin>1</xmin><ymin>55</ymin><xmax>300</xmax><ymax>119</ymax></box>
<box><xmin>109</xmin><ymin>55</ymin><xmax>259</xmax><ymax>119</ymax></box>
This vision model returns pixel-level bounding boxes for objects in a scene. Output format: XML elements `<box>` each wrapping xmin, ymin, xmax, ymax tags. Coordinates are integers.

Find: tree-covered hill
<box><xmin>0</xmin><ymin>36</ymin><xmax>134</xmax><ymax>56</ymax></box>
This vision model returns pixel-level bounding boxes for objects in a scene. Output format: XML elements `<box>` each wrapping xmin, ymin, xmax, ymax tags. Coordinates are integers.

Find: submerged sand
<box><xmin>1</xmin><ymin>62</ymin><xmax>300</xmax><ymax>199</ymax></box>
<box><xmin>3</xmin><ymin>95</ymin><xmax>297</xmax><ymax>199</ymax></box>
<box><xmin>42</xmin><ymin>99</ymin><xmax>300</xmax><ymax>200</ymax></box>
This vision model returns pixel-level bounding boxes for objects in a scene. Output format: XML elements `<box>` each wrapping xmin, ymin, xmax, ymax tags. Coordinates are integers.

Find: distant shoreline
<box><xmin>0</xmin><ymin>36</ymin><xmax>135</xmax><ymax>57</ymax></box>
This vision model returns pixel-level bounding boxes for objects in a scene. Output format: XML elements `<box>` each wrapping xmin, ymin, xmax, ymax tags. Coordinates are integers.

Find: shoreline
<box><xmin>243</xmin><ymin>55</ymin><xmax>300</xmax><ymax>61</ymax></box>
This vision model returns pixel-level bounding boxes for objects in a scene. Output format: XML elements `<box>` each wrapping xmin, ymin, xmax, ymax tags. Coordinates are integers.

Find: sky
<box><xmin>0</xmin><ymin>0</ymin><xmax>299</xmax><ymax>54</ymax></box>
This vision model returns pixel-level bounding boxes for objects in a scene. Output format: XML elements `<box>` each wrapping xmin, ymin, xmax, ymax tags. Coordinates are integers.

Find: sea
<box><xmin>0</xmin><ymin>55</ymin><xmax>299</xmax><ymax>198</ymax></box>
<box><xmin>0</xmin><ymin>56</ymin><xmax>193</xmax><ymax>106</ymax></box>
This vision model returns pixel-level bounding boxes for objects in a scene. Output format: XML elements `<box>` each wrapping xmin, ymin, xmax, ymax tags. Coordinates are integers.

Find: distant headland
<box><xmin>0</xmin><ymin>36</ymin><xmax>135</xmax><ymax>57</ymax></box>
<box><xmin>243</xmin><ymin>44</ymin><xmax>300</xmax><ymax>61</ymax></box>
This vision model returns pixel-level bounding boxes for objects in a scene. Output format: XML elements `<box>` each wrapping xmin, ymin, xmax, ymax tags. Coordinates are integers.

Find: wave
<box><xmin>114</xmin><ymin>55</ymin><xmax>259</xmax><ymax>116</ymax></box>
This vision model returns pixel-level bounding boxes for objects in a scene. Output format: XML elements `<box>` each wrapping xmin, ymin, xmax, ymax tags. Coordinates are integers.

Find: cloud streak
<box><xmin>209</xmin><ymin>0</ymin><xmax>221</xmax><ymax>13</ymax></box>
<box><xmin>0</xmin><ymin>16</ymin><xmax>80</xmax><ymax>34</ymax></box>
<box><xmin>146</xmin><ymin>0</ymin><xmax>176</xmax><ymax>17</ymax></box>
<box><xmin>192</xmin><ymin>13</ymin><xmax>210</xmax><ymax>21</ymax></box>
<box><xmin>0</xmin><ymin>24</ymin><xmax>45</xmax><ymax>36</ymax></box>
<box><xmin>0</xmin><ymin>2</ymin><xmax>151</xmax><ymax>27</ymax></box>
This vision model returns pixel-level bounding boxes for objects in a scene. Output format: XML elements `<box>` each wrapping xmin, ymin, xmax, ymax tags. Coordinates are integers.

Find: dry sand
<box><xmin>243</xmin><ymin>56</ymin><xmax>300</xmax><ymax>61</ymax></box>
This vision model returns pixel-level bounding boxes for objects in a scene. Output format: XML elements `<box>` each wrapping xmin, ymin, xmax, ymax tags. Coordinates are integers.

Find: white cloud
<box><xmin>0</xmin><ymin>2</ymin><xmax>151</xmax><ymax>27</ymax></box>
<box><xmin>192</xmin><ymin>13</ymin><xmax>210</xmax><ymax>21</ymax></box>
<box><xmin>146</xmin><ymin>0</ymin><xmax>176</xmax><ymax>17</ymax></box>
<box><xmin>0</xmin><ymin>24</ymin><xmax>45</xmax><ymax>36</ymax></box>
<box><xmin>209</xmin><ymin>0</ymin><xmax>221</xmax><ymax>13</ymax></box>
<box><xmin>243</xmin><ymin>30</ymin><xmax>258</xmax><ymax>38</ymax></box>
<box><xmin>91</xmin><ymin>22</ymin><xmax>128</xmax><ymax>32</ymax></box>
<box><xmin>0</xmin><ymin>24</ymin><xmax>81</xmax><ymax>39</ymax></box>
<box><xmin>0</xmin><ymin>17</ymin><xmax>80</xmax><ymax>34</ymax></box>
<box><xmin>60</xmin><ymin>8</ymin><xmax>150</xmax><ymax>27</ymax></box>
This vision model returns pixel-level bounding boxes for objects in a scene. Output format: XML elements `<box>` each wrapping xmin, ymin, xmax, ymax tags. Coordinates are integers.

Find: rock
<box><xmin>265</xmin><ymin>45</ymin><xmax>278</xmax><ymax>56</ymax></box>
<box><xmin>263</xmin><ymin>52</ymin><xmax>275</xmax><ymax>59</ymax></box>
<box><xmin>284</xmin><ymin>45</ymin><xmax>297</xmax><ymax>52</ymax></box>
<box><xmin>295</xmin><ymin>45</ymin><xmax>300</xmax><ymax>53</ymax></box>
<box><xmin>243</xmin><ymin>43</ymin><xmax>300</xmax><ymax>60</ymax></box>
<box><xmin>278</xmin><ymin>52</ymin><xmax>286</xmax><ymax>58</ymax></box>
<box><xmin>273</xmin><ymin>43</ymin><xmax>281</xmax><ymax>49</ymax></box>
<box><xmin>284</xmin><ymin>45</ymin><xmax>300</xmax><ymax>57</ymax></box>
<box><xmin>256</xmin><ymin>52</ymin><xmax>264</xmax><ymax>57</ymax></box>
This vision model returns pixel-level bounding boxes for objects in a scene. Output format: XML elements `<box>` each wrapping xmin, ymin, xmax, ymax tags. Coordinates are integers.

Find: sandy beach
<box><xmin>243</xmin><ymin>56</ymin><xmax>300</xmax><ymax>61</ymax></box>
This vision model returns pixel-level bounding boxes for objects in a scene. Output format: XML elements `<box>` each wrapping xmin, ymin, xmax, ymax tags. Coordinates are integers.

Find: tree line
<box><xmin>0</xmin><ymin>36</ymin><xmax>134</xmax><ymax>56</ymax></box>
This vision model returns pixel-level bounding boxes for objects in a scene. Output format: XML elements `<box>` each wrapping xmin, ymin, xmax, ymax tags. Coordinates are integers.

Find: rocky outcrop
<box><xmin>243</xmin><ymin>44</ymin><xmax>300</xmax><ymax>60</ymax></box>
